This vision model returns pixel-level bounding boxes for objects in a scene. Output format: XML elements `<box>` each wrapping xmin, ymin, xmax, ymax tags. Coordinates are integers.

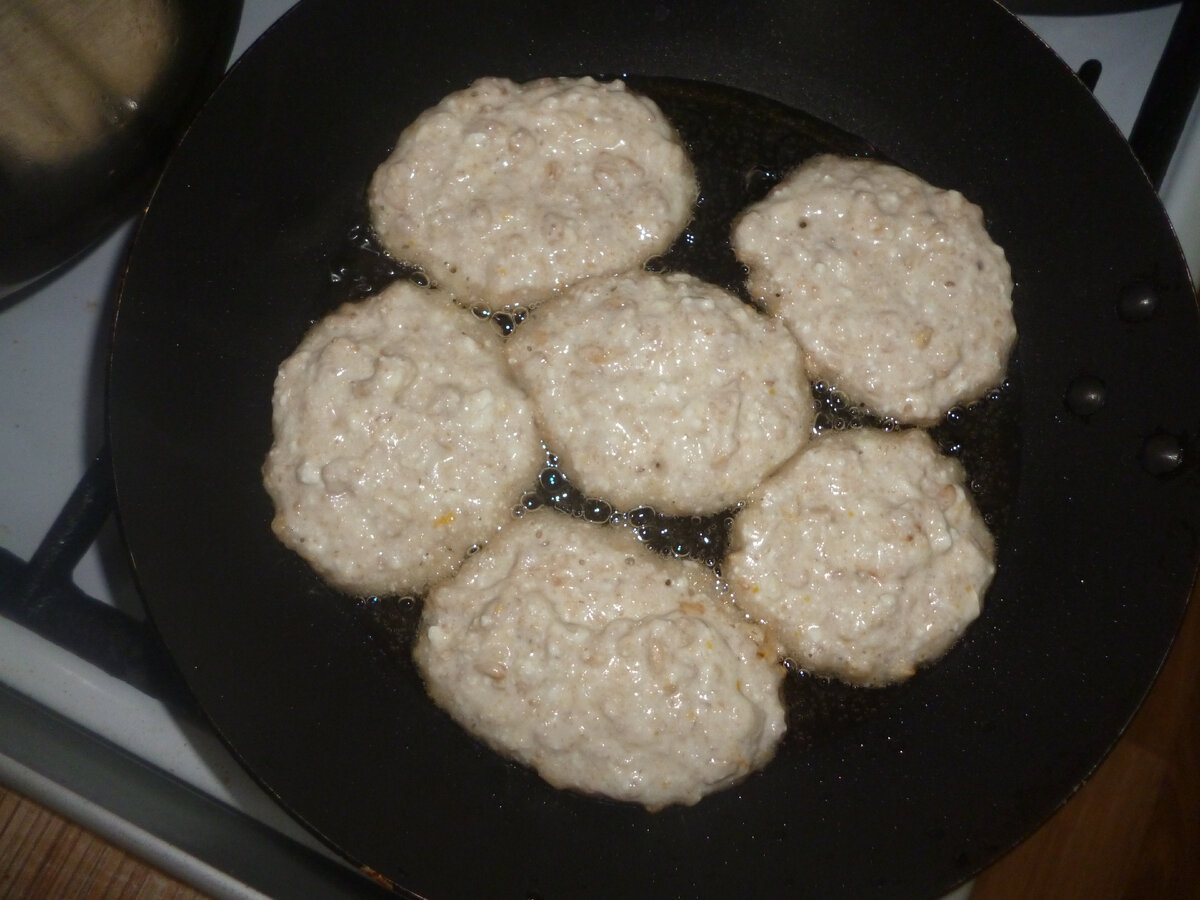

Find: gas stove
<box><xmin>1</xmin><ymin>2</ymin><xmax>1197</xmax><ymax>897</ymax></box>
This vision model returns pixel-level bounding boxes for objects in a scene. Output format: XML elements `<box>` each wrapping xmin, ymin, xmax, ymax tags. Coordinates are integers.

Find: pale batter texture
<box><xmin>725</xmin><ymin>427</ymin><xmax>994</xmax><ymax>686</ymax></box>
<box><xmin>368</xmin><ymin>76</ymin><xmax>697</xmax><ymax>310</ymax></box>
<box><xmin>733</xmin><ymin>154</ymin><xmax>1016</xmax><ymax>425</ymax></box>
<box><xmin>263</xmin><ymin>280</ymin><xmax>542</xmax><ymax>597</ymax></box>
<box><xmin>414</xmin><ymin>509</ymin><xmax>787</xmax><ymax>810</ymax></box>
<box><xmin>506</xmin><ymin>270</ymin><xmax>814</xmax><ymax>515</ymax></box>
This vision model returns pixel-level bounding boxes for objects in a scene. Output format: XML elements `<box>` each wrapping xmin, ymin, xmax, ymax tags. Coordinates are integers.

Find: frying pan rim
<box><xmin>106</xmin><ymin>0</ymin><xmax>1200</xmax><ymax>896</ymax></box>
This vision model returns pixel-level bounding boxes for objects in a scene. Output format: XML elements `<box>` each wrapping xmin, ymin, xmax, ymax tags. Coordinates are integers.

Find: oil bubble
<box><xmin>583</xmin><ymin>498</ymin><xmax>613</xmax><ymax>523</ymax></box>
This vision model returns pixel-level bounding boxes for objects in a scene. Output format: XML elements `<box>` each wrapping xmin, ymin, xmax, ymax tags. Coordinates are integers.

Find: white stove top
<box><xmin>1</xmin><ymin>2</ymin><xmax>1196</xmax><ymax>897</ymax></box>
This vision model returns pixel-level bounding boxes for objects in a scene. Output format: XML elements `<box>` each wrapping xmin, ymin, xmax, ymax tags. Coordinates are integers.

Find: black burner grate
<box><xmin>0</xmin><ymin>444</ymin><xmax>196</xmax><ymax>711</ymax></box>
<box><xmin>1131</xmin><ymin>0</ymin><xmax>1200</xmax><ymax>188</ymax></box>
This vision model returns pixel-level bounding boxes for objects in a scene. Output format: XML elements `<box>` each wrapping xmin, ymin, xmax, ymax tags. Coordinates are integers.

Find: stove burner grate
<box><xmin>0</xmin><ymin>444</ymin><xmax>195</xmax><ymax>712</ymax></box>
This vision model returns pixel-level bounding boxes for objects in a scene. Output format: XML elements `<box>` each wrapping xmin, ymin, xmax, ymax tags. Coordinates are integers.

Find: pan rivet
<box><xmin>1117</xmin><ymin>280</ymin><xmax>1159</xmax><ymax>322</ymax></box>
<box><xmin>1140</xmin><ymin>431</ymin><xmax>1185</xmax><ymax>475</ymax></box>
<box><xmin>1064</xmin><ymin>374</ymin><xmax>1106</xmax><ymax>417</ymax></box>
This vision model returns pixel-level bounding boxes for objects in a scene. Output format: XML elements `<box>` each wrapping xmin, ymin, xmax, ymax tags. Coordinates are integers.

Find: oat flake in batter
<box><xmin>506</xmin><ymin>269</ymin><xmax>814</xmax><ymax>515</ymax></box>
<box><xmin>725</xmin><ymin>427</ymin><xmax>995</xmax><ymax>686</ymax></box>
<box><xmin>263</xmin><ymin>280</ymin><xmax>542</xmax><ymax>597</ymax></box>
<box><xmin>368</xmin><ymin>76</ymin><xmax>697</xmax><ymax>310</ymax></box>
<box><xmin>414</xmin><ymin>509</ymin><xmax>787</xmax><ymax>810</ymax></box>
<box><xmin>733</xmin><ymin>154</ymin><xmax>1016</xmax><ymax>425</ymax></box>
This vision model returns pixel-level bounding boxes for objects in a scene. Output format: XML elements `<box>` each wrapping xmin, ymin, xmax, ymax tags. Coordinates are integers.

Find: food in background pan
<box><xmin>414</xmin><ymin>508</ymin><xmax>787</xmax><ymax>810</ymax></box>
<box><xmin>733</xmin><ymin>153</ymin><xmax>1016</xmax><ymax>425</ymax></box>
<box><xmin>367</xmin><ymin>75</ymin><xmax>698</xmax><ymax>311</ymax></box>
<box><xmin>505</xmin><ymin>269</ymin><xmax>814</xmax><ymax>515</ymax></box>
<box><xmin>263</xmin><ymin>279</ymin><xmax>542</xmax><ymax>597</ymax></box>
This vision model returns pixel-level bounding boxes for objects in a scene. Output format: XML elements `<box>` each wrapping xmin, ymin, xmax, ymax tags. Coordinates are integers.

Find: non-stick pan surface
<box><xmin>108</xmin><ymin>1</ymin><xmax>1200</xmax><ymax>897</ymax></box>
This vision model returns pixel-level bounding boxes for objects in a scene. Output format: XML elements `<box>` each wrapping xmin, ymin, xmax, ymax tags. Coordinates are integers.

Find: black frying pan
<box><xmin>107</xmin><ymin>1</ymin><xmax>1200</xmax><ymax>897</ymax></box>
